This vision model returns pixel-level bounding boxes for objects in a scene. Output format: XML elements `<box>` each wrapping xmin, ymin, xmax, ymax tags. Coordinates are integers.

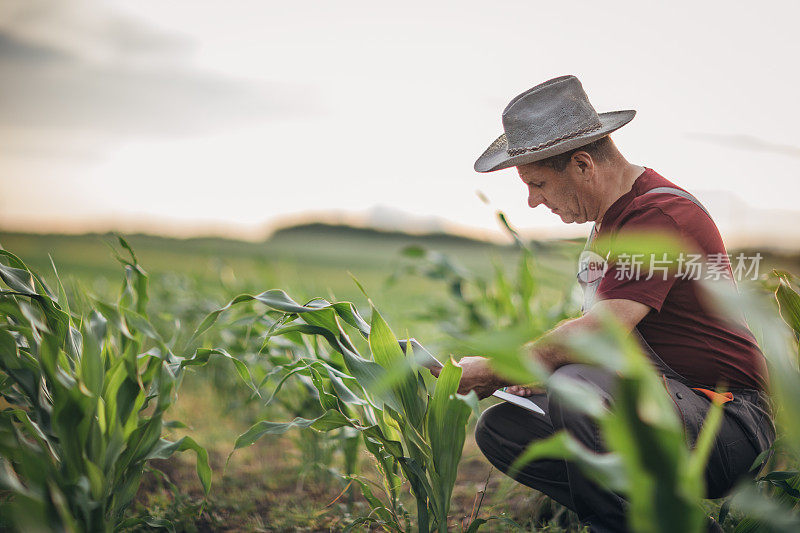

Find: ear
<box><xmin>572</xmin><ymin>151</ymin><xmax>594</xmax><ymax>180</ymax></box>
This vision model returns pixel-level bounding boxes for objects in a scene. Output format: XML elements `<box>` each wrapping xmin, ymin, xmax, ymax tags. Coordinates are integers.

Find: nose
<box><xmin>528</xmin><ymin>188</ymin><xmax>544</xmax><ymax>208</ymax></box>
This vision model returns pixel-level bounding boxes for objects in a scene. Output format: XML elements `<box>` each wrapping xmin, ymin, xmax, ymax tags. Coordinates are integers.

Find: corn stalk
<box><xmin>193</xmin><ymin>289</ymin><xmax>477</xmax><ymax>532</ymax></box>
<box><xmin>0</xmin><ymin>241</ymin><xmax>214</xmax><ymax>532</ymax></box>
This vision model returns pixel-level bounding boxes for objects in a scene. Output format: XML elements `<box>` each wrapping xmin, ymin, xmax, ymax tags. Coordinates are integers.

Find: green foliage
<box><xmin>501</xmin><ymin>269</ymin><xmax>800</xmax><ymax>533</ymax></box>
<box><xmin>720</xmin><ymin>271</ymin><xmax>800</xmax><ymax>532</ymax></box>
<box><xmin>504</xmin><ymin>314</ymin><xmax>722</xmax><ymax>533</ymax></box>
<box><xmin>201</xmin><ymin>288</ymin><xmax>478</xmax><ymax>532</ymax></box>
<box><xmin>0</xmin><ymin>241</ymin><xmax>212</xmax><ymax>532</ymax></box>
<box><xmin>4</xmin><ymin>229</ymin><xmax>800</xmax><ymax>532</ymax></box>
<box><xmin>391</xmin><ymin>213</ymin><xmax>577</xmax><ymax>337</ymax></box>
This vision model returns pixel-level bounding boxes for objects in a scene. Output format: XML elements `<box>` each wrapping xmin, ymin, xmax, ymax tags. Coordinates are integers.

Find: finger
<box><xmin>506</xmin><ymin>385</ymin><xmax>540</xmax><ymax>397</ymax></box>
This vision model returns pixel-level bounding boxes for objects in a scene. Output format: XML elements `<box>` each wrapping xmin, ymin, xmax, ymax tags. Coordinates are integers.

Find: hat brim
<box><xmin>473</xmin><ymin>109</ymin><xmax>636</xmax><ymax>173</ymax></box>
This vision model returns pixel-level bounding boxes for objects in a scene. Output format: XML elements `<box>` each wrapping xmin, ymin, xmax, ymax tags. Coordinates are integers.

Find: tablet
<box><xmin>399</xmin><ymin>338</ymin><xmax>545</xmax><ymax>415</ymax></box>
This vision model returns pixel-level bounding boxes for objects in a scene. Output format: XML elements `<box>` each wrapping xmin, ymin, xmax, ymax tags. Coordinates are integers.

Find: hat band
<box><xmin>506</xmin><ymin>122</ymin><xmax>602</xmax><ymax>156</ymax></box>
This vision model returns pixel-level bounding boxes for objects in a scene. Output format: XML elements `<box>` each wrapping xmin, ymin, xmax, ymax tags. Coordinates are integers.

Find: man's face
<box><xmin>516</xmin><ymin>160</ymin><xmax>594</xmax><ymax>224</ymax></box>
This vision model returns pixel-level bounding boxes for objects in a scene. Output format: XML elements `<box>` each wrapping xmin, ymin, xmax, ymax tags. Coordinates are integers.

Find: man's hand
<box><xmin>429</xmin><ymin>356</ymin><xmax>504</xmax><ymax>399</ymax></box>
<box><xmin>504</xmin><ymin>385</ymin><xmax>544</xmax><ymax>397</ymax></box>
<box><xmin>427</xmin><ymin>300</ymin><xmax>650</xmax><ymax>400</ymax></box>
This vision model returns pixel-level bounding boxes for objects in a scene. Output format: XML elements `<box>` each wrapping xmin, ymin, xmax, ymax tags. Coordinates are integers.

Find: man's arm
<box><xmin>446</xmin><ymin>299</ymin><xmax>651</xmax><ymax>397</ymax></box>
<box><xmin>531</xmin><ymin>298</ymin><xmax>651</xmax><ymax>371</ymax></box>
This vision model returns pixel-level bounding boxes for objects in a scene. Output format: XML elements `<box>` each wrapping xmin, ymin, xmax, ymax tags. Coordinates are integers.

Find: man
<box><xmin>440</xmin><ymin>75</ymin><xmax>775</xmax><ymax>532</ymax></box>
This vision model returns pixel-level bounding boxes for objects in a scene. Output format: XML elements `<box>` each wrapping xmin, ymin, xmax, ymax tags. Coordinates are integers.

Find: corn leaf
<box><xmin>369</xmin><ymin>306</ymin><xmax>426</xmax><ymax>428</ymax></box>
<box><xmin>426</xmin><ymin>359</ymin><xmax>472</xmax><ymax>529</ymax></box>
<box><xmin>147</xmin><ymin>436</ymin><xmax>212</xmax><ymax>496</ymax></box>
<box><xmin>234</xmin><ymin>410</ymin><xmax>351</xmax><ymax>450</ymax></box>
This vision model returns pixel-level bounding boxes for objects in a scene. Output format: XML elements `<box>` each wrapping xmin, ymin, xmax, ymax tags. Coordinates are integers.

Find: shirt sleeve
<box><xmin>596</xmin><ymin>207</ymin><xmax>687</xmax><ymax>312</ymax></box>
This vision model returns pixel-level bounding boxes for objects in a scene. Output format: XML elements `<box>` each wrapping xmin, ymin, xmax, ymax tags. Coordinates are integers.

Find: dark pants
<box><xmin>475</xmin><ymin>364</ymin><xmax>775</xmax><ymax>533</ymax></box>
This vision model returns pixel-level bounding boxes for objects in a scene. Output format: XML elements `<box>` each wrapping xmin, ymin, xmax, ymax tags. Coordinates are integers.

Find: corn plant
<box><xmin>188</xmin><ymin>288</ymin><xmax>495</xmax><ymax>532</ymax></box>
<box><xmin>0</xmin><ymin>241</ymin><xmax>213</xmax><ymax>532</ymax></box>
<box><xmin>391</xmin><ymin>212</ymin><xmax>576</xmax><ymax>336</ymax></box>
<box><xmin>216</xmin><ymin>307</ymin><xmax>364</xmax><ymax>484</ymax></box>
<box><xmin>713</xmin><ymin>270</ymin><xmax>800</xmax><ymax>532</ymax></box>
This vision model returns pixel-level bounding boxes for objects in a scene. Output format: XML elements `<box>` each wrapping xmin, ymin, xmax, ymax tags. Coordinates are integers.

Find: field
<box><xmin>0</xmin><ymin>226</ymin><xmax>581</xmax><ymax>531</ymax></box>
<box><xmin>1</xmin><ymin>225</ymin><xmax>800</xmax><ymax>532</ymax></box>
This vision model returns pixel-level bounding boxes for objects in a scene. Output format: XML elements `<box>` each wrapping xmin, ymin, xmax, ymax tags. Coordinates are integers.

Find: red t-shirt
<box><xmin>594</xmin><ymin>168</ymin><xmax>768</xmax><ymax>391</ymax></box>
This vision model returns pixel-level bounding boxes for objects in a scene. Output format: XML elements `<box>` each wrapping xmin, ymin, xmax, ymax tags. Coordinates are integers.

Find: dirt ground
<box><xmin>132</xmin><ymin>429</ymin><xmax>581</xmax><ymax>532</ymax></box>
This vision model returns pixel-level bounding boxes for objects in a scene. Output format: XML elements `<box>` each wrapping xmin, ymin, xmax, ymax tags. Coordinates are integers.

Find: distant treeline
<box><xmin>269</xmin><ymin>222</ymin><xmax>492</xmax><ymax>246</ymax></box>
<box><xmin>3</xmin><ymin>224</ymin><xmax>794</xmax><ymax>268</ymax></box>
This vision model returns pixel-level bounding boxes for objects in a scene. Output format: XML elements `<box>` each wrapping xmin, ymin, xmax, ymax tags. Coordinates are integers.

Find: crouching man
<box><xmin>433</xmin><ymin>75</ymin><xmax>775</xmax><ymax>533</ymax></box>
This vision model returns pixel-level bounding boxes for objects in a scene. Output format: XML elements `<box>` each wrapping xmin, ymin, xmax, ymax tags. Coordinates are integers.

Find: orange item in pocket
<box><xmin>692</xmin><ymin>388</ymin><xmax>734</xmax><ymax>405</ymax></box>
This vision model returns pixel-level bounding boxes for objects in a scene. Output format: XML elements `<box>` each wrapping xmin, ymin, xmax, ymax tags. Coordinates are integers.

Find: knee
<box><xmin>474</xmin><ymin>403</ymin><xmax>506</xmax><ymax>456</ymax></box>
<box><xmin>474</xmin><ymin>402</ymin><xmax>540</xmax><ymax>466</ymax></box>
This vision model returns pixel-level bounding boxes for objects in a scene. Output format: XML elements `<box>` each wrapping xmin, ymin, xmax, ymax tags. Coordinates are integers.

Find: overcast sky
<box><xmin>2</xmin><ymin>0</ymin><xmax>799</xmax><ymax>246</ymax></box>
